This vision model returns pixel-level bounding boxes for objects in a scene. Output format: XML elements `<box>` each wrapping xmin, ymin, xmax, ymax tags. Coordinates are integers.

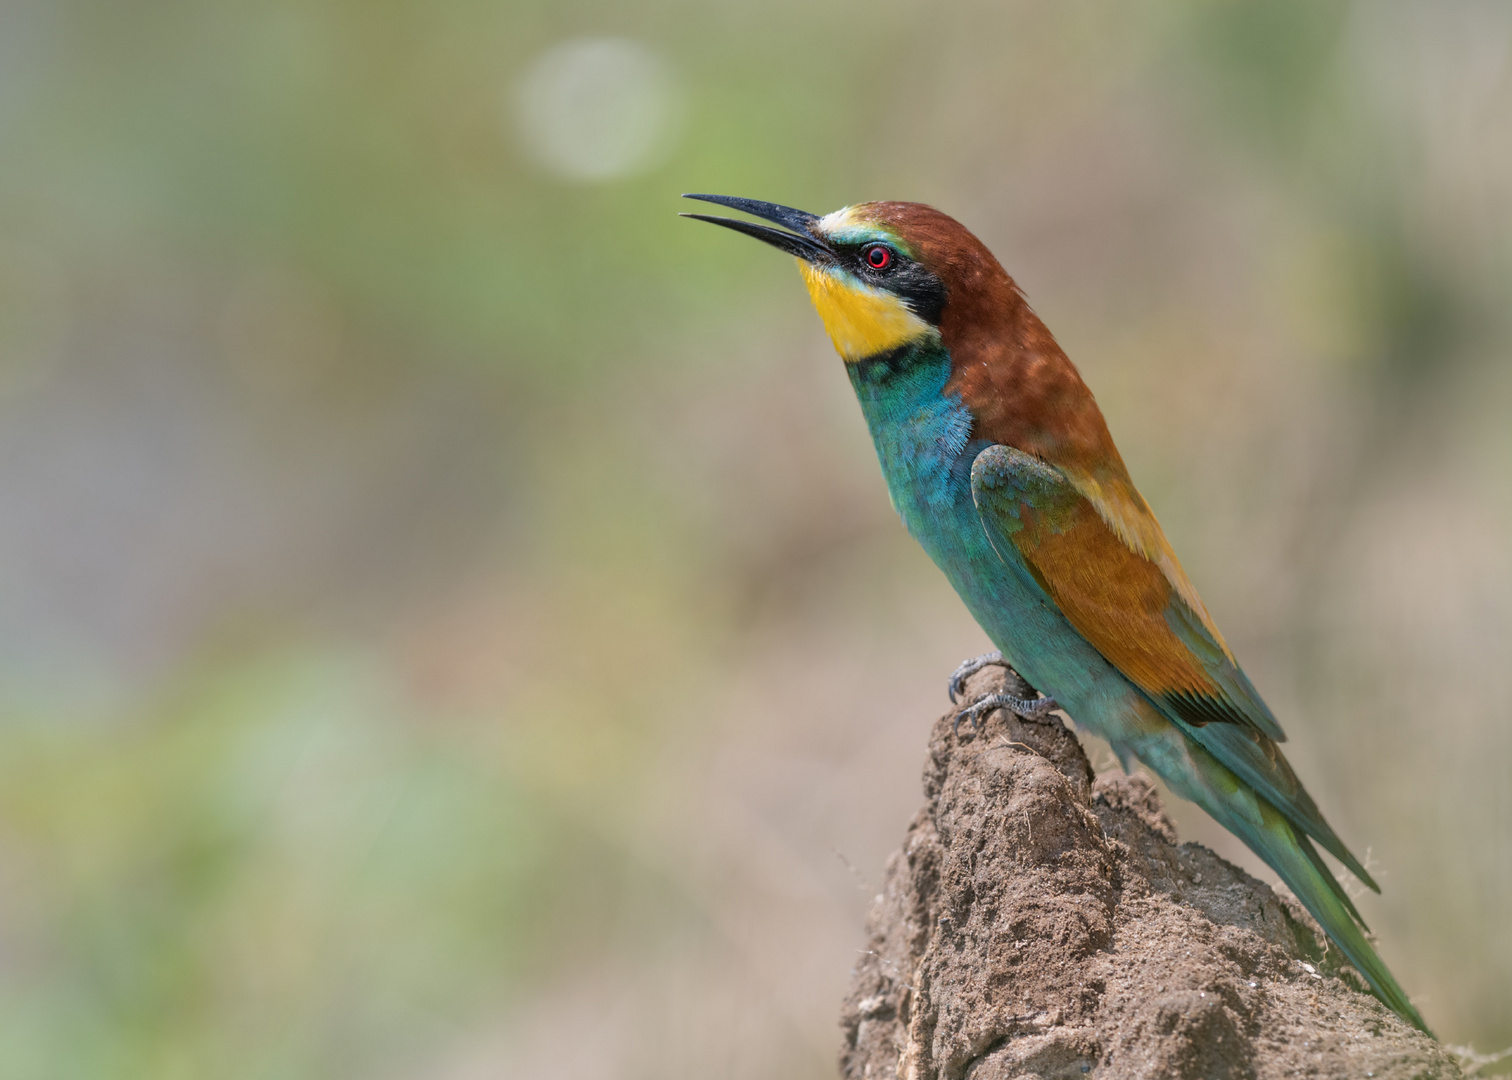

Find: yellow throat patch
<box><xmin>799</xmin><ymin>262</ymin><xmax>933</xmax><ymax>362</ymax></box>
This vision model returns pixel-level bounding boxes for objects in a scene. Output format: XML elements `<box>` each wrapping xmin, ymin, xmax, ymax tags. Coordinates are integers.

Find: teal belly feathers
<box><xmin>848</xmin><ymin>342</ymin><xmax>1137</xmax><ymax>732</ymax></box>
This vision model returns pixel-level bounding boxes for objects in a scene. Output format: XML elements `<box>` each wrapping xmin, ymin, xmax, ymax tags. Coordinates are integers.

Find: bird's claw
<box><xmin>947</xmin><ymin>650</ymin><xmax>1010</xmax><ymax>703</ymax></box>
<box><xmin>952</xmin><ymin>691</ymin><xmax>1059</xmax><ymax>737</ymax></box>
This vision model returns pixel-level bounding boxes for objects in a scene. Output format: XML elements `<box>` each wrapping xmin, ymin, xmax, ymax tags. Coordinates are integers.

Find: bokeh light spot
<box><xmin>513</xmin><ymin>37</ymin><xmax>684</xmax><ymax>183</ymax></box>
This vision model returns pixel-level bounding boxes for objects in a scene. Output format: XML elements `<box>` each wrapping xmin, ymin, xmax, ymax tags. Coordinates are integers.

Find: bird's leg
<box><xmin>952</xmin><ymin>664</ymin><xmax>1059</xmax><ymax>736</ymax></box>
<box><xmin>952</xmin><ymin>692</ymin><xmax>1059</xmax><ymax>736</ymax></box>
<box><xmin>948</xmin><ymin>650</ymin><xmax>1010</xmax><ymax>703</ymax></box>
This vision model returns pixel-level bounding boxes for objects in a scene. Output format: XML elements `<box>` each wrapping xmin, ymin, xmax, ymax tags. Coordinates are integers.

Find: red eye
<box><xmin>865</xmin><ymin>245</ymin><xmax>892</xmax><ymax>270</ymax></box>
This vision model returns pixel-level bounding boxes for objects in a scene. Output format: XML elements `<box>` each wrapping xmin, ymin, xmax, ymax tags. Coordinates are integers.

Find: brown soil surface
<box><xmin>840</xmin><ymin>668</ymin><xmax>1458</xmax><ymax>1080</ymax></box>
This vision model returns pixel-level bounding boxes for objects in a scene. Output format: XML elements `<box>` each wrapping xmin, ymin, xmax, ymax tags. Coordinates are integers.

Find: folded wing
<box><xmin>969</xmin><ymin>443</ymin><xmax>1377</xmax><ymax>890</ymax></box>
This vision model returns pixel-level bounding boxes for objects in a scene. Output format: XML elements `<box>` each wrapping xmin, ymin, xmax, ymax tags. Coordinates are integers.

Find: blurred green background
<box><xmin>0</xmin><ymin>0</ymin><xmax>1509</xmax><ymax>1075</ymax></box>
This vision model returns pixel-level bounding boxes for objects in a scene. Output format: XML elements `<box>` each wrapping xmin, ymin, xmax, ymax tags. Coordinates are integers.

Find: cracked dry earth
<box><xmin>840</xmin><ymin>669</ymin><xmax>1457</xmax><ymax>1080</ymax></box>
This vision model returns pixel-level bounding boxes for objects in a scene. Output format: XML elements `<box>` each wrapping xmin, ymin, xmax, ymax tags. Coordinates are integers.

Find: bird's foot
<box><xmin>952</xmin><ymin>689</ymin><xmax>1059</xmax><ymax>737</ymax></box>
<box><xmin>948</xmin><ymin>650</ymin><xmax>1010</xmax><ymax>703</ymax></box>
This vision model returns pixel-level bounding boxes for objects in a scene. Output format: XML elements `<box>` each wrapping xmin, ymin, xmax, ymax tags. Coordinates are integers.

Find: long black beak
<box><xmin>680</xmin><ymin>194</ymin><xmax>832</xmax><ymax>264</ymax></box>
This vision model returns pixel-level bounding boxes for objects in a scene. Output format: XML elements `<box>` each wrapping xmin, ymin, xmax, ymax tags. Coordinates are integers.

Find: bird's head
<box><xmin>683</xmin><ymin>194</ymin><xmax>1019</xmax><ymax>364</ymax></box>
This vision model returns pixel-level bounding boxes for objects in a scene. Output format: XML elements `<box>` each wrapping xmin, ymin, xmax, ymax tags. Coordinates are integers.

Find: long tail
<box><xmin>1146</xmin><ymin>729</ymin><xmax>1431</xmax><ymax>1034</ymax></box>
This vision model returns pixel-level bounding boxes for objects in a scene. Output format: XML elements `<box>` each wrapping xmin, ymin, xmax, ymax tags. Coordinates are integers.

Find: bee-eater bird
<box><xmin>682</xmin><ymin>194</ymin><xmax>1429</xmax><ymax>1033</ymax></box>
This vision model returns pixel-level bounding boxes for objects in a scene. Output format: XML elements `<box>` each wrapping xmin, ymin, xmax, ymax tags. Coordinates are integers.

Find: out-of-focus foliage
<box><xmin>0</xmin><ymin>1</ymin><xmax>1509</xmax><ymax>1075</ymax></box>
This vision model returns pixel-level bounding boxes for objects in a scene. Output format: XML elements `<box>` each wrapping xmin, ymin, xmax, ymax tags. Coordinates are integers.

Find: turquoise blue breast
<box><xmin>845</xmin><ymin>342</ymin><xmax>1142</xmax><ymax>728</ymax></box>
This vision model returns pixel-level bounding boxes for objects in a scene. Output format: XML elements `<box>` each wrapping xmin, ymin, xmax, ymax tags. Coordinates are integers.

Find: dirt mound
<box><xmin>840</xmin><ymin>668</ymin><xmax>1456</xmax><ymax>1080</ymax></box>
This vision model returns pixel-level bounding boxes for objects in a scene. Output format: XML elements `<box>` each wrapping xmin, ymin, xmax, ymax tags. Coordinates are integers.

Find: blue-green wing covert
<box><xmin>967</xmin><ymin>444</ymin><xmax>1377</xmax><ymax>891</ymax></box>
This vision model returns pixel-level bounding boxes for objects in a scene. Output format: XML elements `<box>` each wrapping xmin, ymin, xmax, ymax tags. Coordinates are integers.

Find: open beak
<box><xmin>680</xmin><ymin>194</ymin><xmax>832</xmax><ymax>264</ymax></box>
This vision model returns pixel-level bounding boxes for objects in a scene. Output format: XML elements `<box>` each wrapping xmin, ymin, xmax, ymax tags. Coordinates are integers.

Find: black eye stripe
<box><xmin>841</xmin><ymin>243</ymin><xmax>946</xmax><ymax>325</ymax></box>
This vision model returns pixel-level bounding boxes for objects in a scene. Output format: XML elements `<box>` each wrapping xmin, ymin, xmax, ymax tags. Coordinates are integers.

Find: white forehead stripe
<box><xmin>817</xmin><ymin>205</ymin><xmax>862</xmax><ymax>234</ymax></box>
<box><xmin>815</xmin><ymin>205</ymin><xmax>907</xmax><ymax>250</ymax></box>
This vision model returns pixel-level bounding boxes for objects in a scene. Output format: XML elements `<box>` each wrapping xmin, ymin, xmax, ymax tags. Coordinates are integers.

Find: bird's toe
<box><xmin>947</xmin><ymin>650</ymin><xmax>1008</xmax><ymax>703</ymax></box>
